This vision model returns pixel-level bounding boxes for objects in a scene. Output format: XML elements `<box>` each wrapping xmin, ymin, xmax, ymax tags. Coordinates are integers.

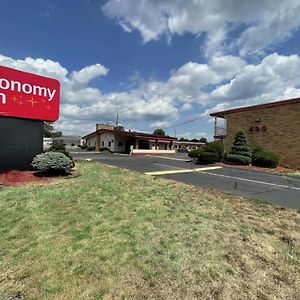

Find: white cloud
<box><xmin>71</xmin><ymin>64</ymin><xmax>108</xmax><ymax>88</ymax></box>
<box><xmin>210</xmin><ymin>53</ymin><xmax>300</xmax><ymax>103</ymax></box>
<box><xmin>102</xmin><ymin>0</ymin><xmax>300</xmax><ymax>56</ymax></box>
<box><xmin>1</xmin><ymin>52</ymin><xmax>300</xmax><ymax>136</ymax></box>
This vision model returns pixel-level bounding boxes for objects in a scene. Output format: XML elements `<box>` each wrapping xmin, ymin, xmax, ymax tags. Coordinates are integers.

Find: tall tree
<box><xmin>153</xmin><ymin>128</ymin><xmax>165</xmax><ymax>136</ymax></box>
<box><xmin>199</xmin><ymin>137</ymin><xmax>207</xmax><ymax>143</ymax></box>
<box><xmin>43</xmin><ymin>122</ymin><xmax>62</xmax><ymax>138</ymax></box>
<box><xmin>114</xmin><ymin>125</ymin><xmax>125</xmax><ymax>131</ymax></box>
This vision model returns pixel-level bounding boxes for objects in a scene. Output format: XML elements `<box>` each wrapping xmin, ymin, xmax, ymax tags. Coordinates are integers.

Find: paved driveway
<box><xmin>72</xmin><ymin>152</ymin><xmax>300</xmax><ymax>209</ymax></box>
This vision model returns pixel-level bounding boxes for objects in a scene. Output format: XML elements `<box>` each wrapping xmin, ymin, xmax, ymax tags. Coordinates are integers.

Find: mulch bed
<box><xmin>0</xmin><ymin>170</ymin><xmax>52</xmax><ymax>187</ymax></box>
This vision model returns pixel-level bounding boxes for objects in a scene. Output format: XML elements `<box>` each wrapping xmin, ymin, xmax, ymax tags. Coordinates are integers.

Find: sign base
<box><xmin>0</xmin><ymin>117</ymin><xmax>43</xmax><ymax>171</ymax></box>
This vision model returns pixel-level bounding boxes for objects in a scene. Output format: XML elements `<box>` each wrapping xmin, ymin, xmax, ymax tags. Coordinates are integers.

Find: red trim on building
<box><xmin>210</xmin><ymin>97</ymin><xmax>300</xmax><ymax>118</ymax></box>
<box><xmin>82</xmin><ymin>128</ymin><xmax>177</xmax><ymax>141</ymax></box>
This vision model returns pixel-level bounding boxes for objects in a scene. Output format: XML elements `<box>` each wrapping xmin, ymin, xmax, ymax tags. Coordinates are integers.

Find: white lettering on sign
<box><xmin>0</xmin><ymin>78</ymin><xmax>10</xmax><ymax>90</ymax></box>
<box><xmin>0</xmin><ymin>77</ymin><xmax>57</xmax><ymax>102</ymax></box>
<box><xmin>0</xmin><ymin>93</ymin><xmax>5</xmax><ymax>104</ymax></box>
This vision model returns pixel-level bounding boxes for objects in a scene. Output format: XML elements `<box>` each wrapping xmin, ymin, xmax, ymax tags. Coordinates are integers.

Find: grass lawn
<box><xmin>0</xmin><ymin>161</ymin><xmax>299</xmax><ymax>299</ymax></box>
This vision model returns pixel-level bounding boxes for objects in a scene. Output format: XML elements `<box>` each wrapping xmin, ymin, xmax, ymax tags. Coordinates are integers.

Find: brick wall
<box><xmin>225</xmin><ymin>102</ymin><xmax>300</xmax><ymax>168</ymax></box>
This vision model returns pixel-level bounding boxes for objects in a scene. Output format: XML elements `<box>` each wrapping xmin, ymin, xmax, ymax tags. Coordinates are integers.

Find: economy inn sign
<box><xmin>0</xmin><ymin>65</ymin><xmax>60</xmax><ymax>171</ymax></box>
<box><xmin>0</xmin><ymin>65</ymin><xmax>60</xmax><ymax>121</ymax></box>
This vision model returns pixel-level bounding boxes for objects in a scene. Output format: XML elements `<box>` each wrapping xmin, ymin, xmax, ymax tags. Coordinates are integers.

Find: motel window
<box><xmin>108</xmin><ymin>141</ymin><xmax>112</xmax><ymax>147</ymax></box>
<box><xmin>118</xmin><ymin>141</ymin><xmax>123</xmax><ymax>147</ymax></box>
<box><xmin>88</xmin><ymin>142</ymin><xmax>91</xmax><ymax>146</ymax></box>
<box><xmin>102</xmin><ymin>141</ymin><xmax>104</xmax><ymax>147</ymax></box>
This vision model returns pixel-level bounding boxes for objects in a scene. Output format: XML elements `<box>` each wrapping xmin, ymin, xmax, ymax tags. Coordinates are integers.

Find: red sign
<box><xmin>0</xmin><ymin>66</ymin><xmax>60</xmax><ymax>121</ymax></box>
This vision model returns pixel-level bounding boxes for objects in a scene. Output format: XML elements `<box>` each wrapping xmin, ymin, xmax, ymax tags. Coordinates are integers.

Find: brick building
<box><xmin>210</xmin><ymin>97</ymin><xmax>300</xmax><ymax>168</ymax></box>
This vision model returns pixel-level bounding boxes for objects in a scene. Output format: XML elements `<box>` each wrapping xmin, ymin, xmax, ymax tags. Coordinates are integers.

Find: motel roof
<box><xmin>210</xmin><ymin>97</ymin><xmax>300</xmax><ymax>118</ymax></box>
<box><xmin>82</xmin><ymin>128</ymin><xmax>178</xmax><ymax>141</ymax></box>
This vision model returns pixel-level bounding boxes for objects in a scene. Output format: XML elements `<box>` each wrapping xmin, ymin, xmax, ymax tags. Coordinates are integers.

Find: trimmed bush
<box><xmin>197</xmin><ymin>151</ymin><xmax>219</xmax><ymax>164</ymax></box>
<box><xmin>31</xmin><ymin>152</ymin><xmax>73</xmax><ymax>175</ymax></box>
<box><xmin>225</xmin><ymin>153</ymin><xmax>252</xmax><ymax>165</ymax></box>
<box><xmin>252</xmin><ymin>145</ymin><xmax>280</xmax><ymax>168</ymax></box>
<box><xmin>99</xmin><ymin>147</ymin><xmax>112</xmax><ymax>152</ymax></box>
<box><xmin>81</xmin><ymin>144</ymin><xmax>87</xmax><ymax>149</ymax></box>
<box><xmin>205</xmin><ymin>141</ymin><xmax>224</xmax><ymax>161</ymax></box>
<box><xmin>47</xmin><ymin>141</ymin><xmax>75</xmax><ymax>168</ymax></box>
<box><xmin>51</xmin><ymin>150</ymin><xmax>75</xmax><ymax>167</ymax></box>
<box><xmin>188</xmin><ymin>149</ymin><xmax>202</xmax><ymax>159</ymax></box>
<box><xmin>87</xmin><ymin>146</ymin><xmax>96</xmax><ymax>151</ymax></box>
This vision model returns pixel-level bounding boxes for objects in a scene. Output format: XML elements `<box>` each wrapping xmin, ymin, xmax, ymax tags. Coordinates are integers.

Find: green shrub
<box><xmin>49</xmin><ymin>140</ymin><xmax>66</xmax><ymax>151</ymax></box>
<box><xmin>252</xmin><ymin>145</ymin><xmax>280</xmax><ymax>168</ymax></box>
<box><xmin>229</xmin><ymin>129</ymin><xmax>252</xmax><ymax>158</ymax></box>
<box><xmin>188</xmin><ymin>149</ymin><xmax>202</xmax><ymax>159</ymax></box>
<box><xmin>81</xmin><ymin>144</ymin><xmax>87</xmax><ymax>149</ymax></box>
<box><xmin>197</xmin><ymin>151</ymin><xmax>219</xmax><ymax>164</ymax></box>
<box><xmin>99</xmin><ymin>147</ymin><xmax>112</xmax><ymax>152</ymax></box>
<box><xmin>47</xmin><ymin>140</ymin><xmax>75</xmax><ymax>168</ymax></box>
<box><xmin>205</xmin><ymin>141</ymin><xmax>224</xmax><ymax>161</ymax></box>
<box><xmin>225</xmin><ymin>154</ymin><xmax>252</xmax><ymax>165</ymax></box>
<box><xmin>225</xmin><ymin>129</ymin><xmax>252</xmax><ymax>165</ymax></box>
<box><xmin>31</xmin><ymin>152</ymin><xmax>74</xmax><ymax>175</ymax></box>
<box><xmin>50</xmin><ymin>149</ymin><xmax>75</xmax><ymax>168</ymax></box>
<box><xmin>87</xmin><ymin>146</ymin><xmax>96</xmax><ymax>151</ymax></box>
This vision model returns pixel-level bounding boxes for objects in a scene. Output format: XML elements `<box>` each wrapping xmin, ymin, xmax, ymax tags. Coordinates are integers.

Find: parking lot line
<box><xmin>145</xmin><ymin>169</ymin><xmax>195</xmax><ymax>176</ymax></box>
<box><xmin>202</xmin><ymin>171</ymin><xmax>300</xmax><ymax>191</ymax></box>
<box><xmin>146</xmin><ymin>155</ymin><xmax>192</xmax><ymax>161</ymax></box>
<box><xmin>194</xmin><ymin>166</ymin><xmax>222</xmax><ymax>171</ymax></box>
<box><xmin>145</xmin><ymin>166</ymin><xmax>222</xmax><ymax>176</ymax></box>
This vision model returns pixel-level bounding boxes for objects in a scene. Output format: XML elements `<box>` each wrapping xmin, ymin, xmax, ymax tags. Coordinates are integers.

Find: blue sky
<box><xmin>1</xmin><ymin>0</ymin><xmax>300</xmax><ymax>139</ymax></box>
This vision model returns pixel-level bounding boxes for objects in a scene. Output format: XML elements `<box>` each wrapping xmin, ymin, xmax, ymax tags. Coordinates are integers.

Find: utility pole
<box><xmin>116</xmin><ymin>113</ymin><xmax>119</xmax><ymax>126</ymax></box>
<box><xmin>174</xmin><ymin>127</ymin><xmax>177</xmax><ymax>137</ymax></box>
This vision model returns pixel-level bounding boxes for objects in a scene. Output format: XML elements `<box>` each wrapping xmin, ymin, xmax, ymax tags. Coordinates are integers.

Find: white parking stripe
<box><xmin>194</xmin><ymin>166</ymin><xmax>222</xmax><ymax>171</ymax></box>
<box><xmin>145</xmin><ymin>169</ymin><xmax>195</xmax><ymax>176</ymax></box>
<box><xmin>146</xmin><ymin>155</ymin><xmax>191</xmax><ymax>161</ymax></box>
<box><xmin>146</xmin><ymin>165</ymin><xmax>222</xmax><ymax>176</ymax></box>
<box><xmin>202</xmin><ymin>171</ymin><xmax>300</xmax><ymax>191</ymax></box>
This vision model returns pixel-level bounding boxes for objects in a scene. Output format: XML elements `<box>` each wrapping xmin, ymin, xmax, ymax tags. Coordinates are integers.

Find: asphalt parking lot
<box><xmin>72</xmin><ymin>152</ymin><xmax>300</xmax><ymax>209</ymax></box>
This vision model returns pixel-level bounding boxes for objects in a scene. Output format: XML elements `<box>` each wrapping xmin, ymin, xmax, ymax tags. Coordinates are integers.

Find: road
<box><xmin>72</xmin><ymin>152</ymin><xmax>300</xmax><ymax>209</ymax></box>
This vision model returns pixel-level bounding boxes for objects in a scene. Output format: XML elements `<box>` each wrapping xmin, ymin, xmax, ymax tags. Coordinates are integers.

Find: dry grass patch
<box><xmin>0</xmin><ymin>161</ymin><xmax>299</xmax><ymax>299</ymax></box>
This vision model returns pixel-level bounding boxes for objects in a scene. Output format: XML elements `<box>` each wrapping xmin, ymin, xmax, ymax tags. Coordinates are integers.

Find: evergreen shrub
<box><xmin>31</xmin><ymin>152</ymin><xmax>73</xmax><ymax>175</ymax></box>
<box><xmin>87</xmin><ymin>146</ymin><xmax>96</xmax><ymax>151</ymax></box>
<box><xmin>252</xmin><ymin>145</ymin><xmax>280</xmax><ymax>168</ymax></box>
<box><xmin>226</xmin><ymin>129</ymin><xmax>252</xmax><ymax>165</ymax></box>
<box><xmin>205</xmin><ymin>141</ymin><xmax>224</xmax><ymax>161</ymax></box>
<box><xmin>225</xmin><ymin>153</ymin><xmax>252</xmax><ymax>165</ymax></box>
<box><xmin>197</xmin><ymin>151</ymin><xmax>219</xmax><ymax>164</ymax></box>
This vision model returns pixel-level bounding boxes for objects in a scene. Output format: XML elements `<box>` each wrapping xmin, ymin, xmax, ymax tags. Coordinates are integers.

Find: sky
<box><xmin>1</xmin><ymin>0</ymin><xmax>300</xmax><ymax>140</ymax></box>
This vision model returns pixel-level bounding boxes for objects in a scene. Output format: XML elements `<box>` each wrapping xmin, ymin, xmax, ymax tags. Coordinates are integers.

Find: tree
<box><xmin>43</xmin><ymin>122</ymin><xmax>62</xmax><ymax>138</ymax></box>
<box><xmin>199</xmin><ymin>137</ymin><xmax>207</xmax><ymax>143</ymax></box>
<box><xmin>179</xmin><ymin>137</ymin><xmax>189</xmax><ymax>141</ymax></box>
<box><xmin>153</xmin><ymin>128</ymin><xmax>165</xmax><ymax>136</ymax></box>
<box><xmin>114</xmin><ymin>125</ymin><xmax>125</xmax><ymax>131</ymax></box>
<box><xmin>225</xmin><ymin>129</ymin><xmax>252</xmax><ymax>165</ymax></box>
<box><xmin>190</xmin><ymin>138</ymin><xmax>199</xmax><ymax>142</ymax></box>
<box><xmin>229</xmin><ymin>129</ymin><xmax>251</xmax><ymax>158</ymax></box>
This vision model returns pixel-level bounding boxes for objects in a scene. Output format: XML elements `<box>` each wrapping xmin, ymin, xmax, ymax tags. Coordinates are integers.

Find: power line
<box><xmin>139</xmin><ymin>113</ymin><xmax>210</xmax><ymax>132</ymax></box>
